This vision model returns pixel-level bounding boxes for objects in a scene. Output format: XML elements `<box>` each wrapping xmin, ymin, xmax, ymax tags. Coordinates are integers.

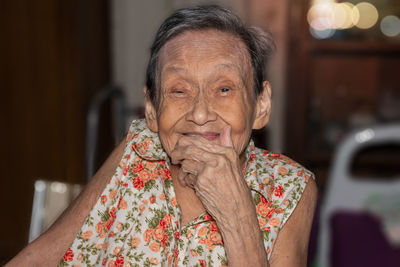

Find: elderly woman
<box><xmin>9</xmin><ymin>5</ymin><xmax>316</xmax><ymax>267</ymax></box>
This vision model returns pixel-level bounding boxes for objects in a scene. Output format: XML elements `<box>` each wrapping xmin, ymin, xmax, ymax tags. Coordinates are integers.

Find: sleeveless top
<box><xmin>59</xmin><ymin>119</ymin><xmax>313</xmax><ymax>267</ymax></box>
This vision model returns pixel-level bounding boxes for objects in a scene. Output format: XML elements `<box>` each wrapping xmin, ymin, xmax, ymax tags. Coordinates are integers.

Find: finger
<box><xmin>177</xmin><ymin>168</ymin><xmax>187</xmax><ymax>186</ymax></box>
<box><xmin>174</xmin><ymin>134</ymin><xmax>234</xmax><ymax>156</ymax></box>
<box><xmin>170</xmin><ymin>145</ymin><xmax>219</xmax><ymax>165</ymax></box>
<box><xmin>181</xmin><ymin>159</ymin><xmax>203</xmax><ymax>176</ymax></box>
<box><xmin>219</xmin><ymin>125</ymin><xmax>233</xmax><ymax>147</ymax></box>
<box><xmin>175</xmin><ymin>135</ymin><xmax>214</xmax><ymax>150</ymax></box>
<box><xmin>183</xmin><ymin>173</ymin><xmax>197</xmax><ymax>188</ymax></box>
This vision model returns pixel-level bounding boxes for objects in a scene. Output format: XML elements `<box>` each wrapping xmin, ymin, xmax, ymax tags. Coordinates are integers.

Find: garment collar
<box><xmin>129</xmin><ymin>119</ymin><xmax>256</xmax><ymax>168</ymax></box>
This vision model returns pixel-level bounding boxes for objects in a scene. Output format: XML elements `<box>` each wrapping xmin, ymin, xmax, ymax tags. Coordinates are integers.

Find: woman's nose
<box><xmin>185</xmin><ymin>96</ymin><xmax>217</xmax><ymax>125</ymax></box>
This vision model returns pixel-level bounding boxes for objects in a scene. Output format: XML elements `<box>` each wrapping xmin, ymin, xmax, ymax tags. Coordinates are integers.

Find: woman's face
<box><xmin>146</xmin><ymin>29</ymin><xmax>268</xmax><ymax>158</ymax></box>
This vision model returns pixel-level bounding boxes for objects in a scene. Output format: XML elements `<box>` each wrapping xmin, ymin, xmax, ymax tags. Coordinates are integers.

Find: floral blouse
<box><xmin>59</xmin><ymin>119</ymin><xmax>313</xmax><ymax>267</ymax></box>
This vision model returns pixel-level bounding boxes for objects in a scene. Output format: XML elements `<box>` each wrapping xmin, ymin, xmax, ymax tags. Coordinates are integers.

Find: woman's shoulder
<box><xmin>252</xmin><ymin>146</ymin><xmax>314</xmax><ymax>182</ymax></box>
<box><xmin>124</xmin><ymin>119</ymin><xmax>167</xmax><ymax>161</ymax></box>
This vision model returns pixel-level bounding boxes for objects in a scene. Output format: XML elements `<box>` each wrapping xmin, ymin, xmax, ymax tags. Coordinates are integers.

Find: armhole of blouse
<box><xmin>280</xmin><ymin>170</ymin><xmax>315</xmax><ymax>229</ymax></box>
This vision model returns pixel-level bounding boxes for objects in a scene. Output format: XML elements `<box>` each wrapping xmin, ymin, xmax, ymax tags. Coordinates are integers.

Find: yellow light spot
<box><xmin>354</xmin><ymin>2</ymin><xmax>379</xmax><ymax>29</ymax></box>
<box><xmin>307</xmin><ymin>3</ymin><xmax>335</xmax><ymax>31</ymax></box>
<box><xmin>332</xmin><ymin>3</ymin><xmax>353</xmax><ymax>29</ymax></box>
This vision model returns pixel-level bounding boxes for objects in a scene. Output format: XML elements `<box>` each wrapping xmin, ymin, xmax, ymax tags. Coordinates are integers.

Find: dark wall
<box><xmin>0</xmin><ymin>0</ymin><xmax>111</xmax><ymax>262</ymax></box>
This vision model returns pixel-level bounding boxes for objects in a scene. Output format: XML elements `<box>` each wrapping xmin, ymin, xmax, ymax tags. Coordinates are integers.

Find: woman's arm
<box><xmin>269</xmin><ymin>179</ymin><xmax>318</xmax><ymax>266</ymax></box>
<box><xmin>6</xmin><ymin>139</ymin><xmax>126</xmax><ymax>267</ymax></box>
<box><xmin>171</xmin><ymin>126</ymin><xmax>317</xmax><ymax>266</ymax></box>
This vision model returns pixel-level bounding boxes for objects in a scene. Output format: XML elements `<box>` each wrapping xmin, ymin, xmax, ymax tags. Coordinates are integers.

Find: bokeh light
<box><xmin>333</xmin><ymin>3</ymin><xmax>354</xmax><ymax>29</ymax></box>
<box><xmin>307</xmin><ymin>0</ymin><xmax>385</xmax><ymax>38</ymax></box>
<box><xmin>354</xmin><ymin>2</ymin><xmax>379</xmax><ymax>29</ymax></box>
<box><xmin>307</xmin><ymin>1</ymin><xmax>366</xmax><ymax>32</ymax></box>
<box><xmin>310</xmin><ymin>27</ymin><xmax>336</xmax><ymax>39</ymax></box>
<box><xmin>380</xmin><ymin>15</ymin><xmax>400</xmax><ymax>37</ymax></box>
<box><xmin>307</xmin><ymin>2</ymin><xmax>335</xmax><ymax>31</ymax></box>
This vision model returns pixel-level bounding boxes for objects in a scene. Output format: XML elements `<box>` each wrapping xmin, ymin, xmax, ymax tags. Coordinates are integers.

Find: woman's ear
<box><xmin>144</xmin><ymin>87</ymin><xmax>158</xmax><ymax>132</ymax></box>
<box><xmin>252</xmin><ymin>81</ymin><xmax>272</xmax><ymax>130</ymax></box>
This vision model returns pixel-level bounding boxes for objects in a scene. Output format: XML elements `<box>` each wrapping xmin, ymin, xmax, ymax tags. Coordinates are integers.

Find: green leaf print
<box><xmin>144</xmin><ymin>179</ymin><xmax>156</xmax><ymax>192</ymax></box>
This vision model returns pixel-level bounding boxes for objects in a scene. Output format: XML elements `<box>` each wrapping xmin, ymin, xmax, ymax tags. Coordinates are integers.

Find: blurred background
<box><xmin>1</xmin><ymin>0</ymin><xmax>399</xmax><ymax>265</ymax></box>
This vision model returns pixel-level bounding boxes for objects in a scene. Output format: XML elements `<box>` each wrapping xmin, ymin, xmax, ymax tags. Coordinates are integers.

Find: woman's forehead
<box><xmin>158</xmin><ymin>29</ymin><xmax>252</xmax><ymax>78</ymax></box>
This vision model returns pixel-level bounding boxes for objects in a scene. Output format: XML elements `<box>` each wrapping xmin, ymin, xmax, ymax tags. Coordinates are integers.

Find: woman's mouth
<box><xmin>182</xmin><ymin>132</ymin><xmax>220</xmax><ymax>141</ymax></box>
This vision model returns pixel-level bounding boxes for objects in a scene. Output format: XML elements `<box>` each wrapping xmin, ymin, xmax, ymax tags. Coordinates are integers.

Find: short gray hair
<box><xmin>145</xmin><ymin>5</ymin><xmax>276</xmax><ymax>105</ymax></box>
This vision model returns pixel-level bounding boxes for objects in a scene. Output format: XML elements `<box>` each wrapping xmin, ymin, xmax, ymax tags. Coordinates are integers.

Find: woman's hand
<box><xmin>170</xmin><ymin>126</ymin><xmax>269</xmax><ymax>266</ymax></box>
<box><xmin>170</xmin><ymin>126</ymin><xmax>253</xmax><ymax>225</ymax></box>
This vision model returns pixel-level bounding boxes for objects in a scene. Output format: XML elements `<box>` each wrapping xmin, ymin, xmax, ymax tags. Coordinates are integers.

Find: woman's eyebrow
<box><xmin>211</xmin><ymin>63</ymin><xmax>247</xmax><ymax>85</ymax></box>
<box><xmin>162</xmin><ymin>66</ymin><xmax>188</xmax><ymax>75</ymax></box>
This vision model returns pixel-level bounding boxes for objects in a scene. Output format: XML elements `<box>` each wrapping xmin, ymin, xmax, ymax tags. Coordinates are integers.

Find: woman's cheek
<box><xmin>158</xmin><ymin>132</ymin><xmax>178</xmax><ymax>155</ymax></box>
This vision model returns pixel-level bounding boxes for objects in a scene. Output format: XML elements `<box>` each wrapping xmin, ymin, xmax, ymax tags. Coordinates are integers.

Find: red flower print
<box><xmin>209</xmin><ymin>232</ymin><xmax>222</xmax><ymax>244</ymax></box>
<box><xmin>266</xmin><ymin>208</ymin><xmax>275</xmax><ymax>219</ymax></box>
<box><xmin>274</xmin><ymin>185</ymin><xmax>284</xmax><ymax>198</ymax></box>
<box><xmin>154</xmin><ymin>226</ymin><xmax>164</xmax><ymax>240</ymax></box>
<box><xmin>249</xmin><ymin>153</ymin><xmax>256</xmax><ymax>162</ymax></box>
<box><xmin>297</xmin><ymin>170</ymin><xmax>304</xmax><ymax>177</ymax></box>
<box><xmin>203</xmin><ymin>214</ymin><xmax>213</xmax><ymax>221</ymax></box>
<box><xmin>141</xmin><ymin>140</ymin><xmax>150</xmax><ymax>150</ymax></box>
<box><xmin>102</xmin><ymin>257</ymin><xmax>108</xmax><ymax>266</ymax></box>
<box><xmin>269</xmin><ymin>217</ymin><xmax>280</xmax><ymax>227</ymax></box>
<box><xmin>139</xmin><ymin>169</ymin><xmax>152</xmax><ymax>183</ymax></box>
<box><xmin>209</xmin><ymin>222</ymin><xmax>219</xmax><ymax>233</ymax></box>
<box><xmin>163</xmin><ymin>166</ymin><xmax>171</xmax><ymax>180</ymax></box>
<box><xmin>278</xmin><ymin>167</ymin><xmax>288</xmax><ymax>175</ymax></box>
<box><xmin>131</xmin><ymin>143</ymin><xmax>137</xmax><ymax>152</ymax></box>
<box><xmin>199</xmin><ymin>259</ymin><xmax>207</xmax><ymax>267</ymax></box>
<box><xmin>132</xmin><ymin>162</ymin><xmax>144</xmax><ymax>173</ymax></box>
<box><xmin>161</xmin><ymin>233</ymin><xmax>169</xmax><ymax>247</ymax></box>
<box><xmin>105</xmin><ymin>207</ymin><xmax>116</xmax><ymax>231</ymax></box>
<box><xmin>81</xmin><ymin>230</ymin><xmax>93</xmax><ymax>240</ymax></box>
<box><xmin>256</xmin><ymin>202</ymin><xmax>270</xmax><ymax>217</ymax></box>
<box><xmin>143</xmin><ymin>228</ymin><xmax>154</xmax><ymax>243</ymax></box>
<box><xmin>95</xmin><ymin>221</ymin><xmax>105</xmax><ymax>234</ymax></box>
<box><xmin>174</xmin><ymin>231</ymin><xmax>180</xmax><ymax>240</ymax></box>
<box><xmin>149</xmin><ymin>196</ymin><xmax>156</xmax><ymax>204</ymax></box>
<box><xmin>164</xmin><ymin>214</ymin><xmax>172</xmax><ymax>223</ymax></box>
<box><xmin>131</xmin><ymin>237</ymin><xmax>141</xmax><ymax>247</ymax></box>
<box><xmin>100</xmin><ymin>195</ymin><xmax>107</xmax><ymax>203</ymax></box>
<box><xmin>63</xmin><ymin>248</ymin><xmax>74</xmax><ymax>262</ymax></box>
<box><xmin>132</xmin><ymin>177</ymin><xmax>144</xmax><ymax>189</ymax></box>
<box><xmin>109</xmin><ymin>189</ymin><xmax>117</xmax><ymax>199</ymax></box>
<box><xmin>270</xmin><ymin>153</ymin><xmax>280</xmax><ymax>158</ymax></box>
<box><xmin>260</xmin><ymin>195</ymin><xmax>268</xmax><ymax>204</ymax></box>
<box><xmin>159</xmin><ymin>218</ymin><xmax>169</xmax><ymax>230</ymax></box>
<box><xmin>150</xmin><ymin>242</ymin><xmax>160</xmax><ymax>252</ymax></box>
<box><xmin>115</xmin><ymin>254</ymin><xmax>124</xmax><ymax>267</ymax></box>
<box><xmin>173</xmin><ymin>248</ymin><xmax>179</xmax><ymax>258</ymax></box>
<box><xmin>123</xmin><ymin>164</ymin><xmax>130</xmax><ymax>176</ymax></box>
<box><xmin>118</xmin><ymin>198</ymin><xmax>127</xmax><ymax>209</ymax></box>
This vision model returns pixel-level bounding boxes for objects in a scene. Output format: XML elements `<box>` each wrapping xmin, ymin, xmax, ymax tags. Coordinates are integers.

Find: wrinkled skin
<box><xmin>145</xmin><ymin>29</ymin><xmax>271</xmax><ymax>266</ymax></box>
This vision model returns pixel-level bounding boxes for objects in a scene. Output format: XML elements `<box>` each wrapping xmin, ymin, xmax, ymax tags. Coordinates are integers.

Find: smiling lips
<box><xmin>183</xmin><ymin>132</ymin><xmax>220</xmax><ymax>141</ymax></box>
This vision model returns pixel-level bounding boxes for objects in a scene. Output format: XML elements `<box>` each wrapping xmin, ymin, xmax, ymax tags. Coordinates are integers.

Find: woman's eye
<box><xmin>218</xmin><ymin>87</ymin><xmax>231</xmax><ymax>95</ymax></box>
<box><xmin>169</xmin><ymin>89</ymin><xmax>187</xmax><ymax>98</ymax></box>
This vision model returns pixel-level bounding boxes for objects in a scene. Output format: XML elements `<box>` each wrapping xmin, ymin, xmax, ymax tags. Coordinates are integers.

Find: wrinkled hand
<box><xmin>170</xmin><ymin>126</ymin><xmax>254</xmax><ymax>227</ymax></box>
